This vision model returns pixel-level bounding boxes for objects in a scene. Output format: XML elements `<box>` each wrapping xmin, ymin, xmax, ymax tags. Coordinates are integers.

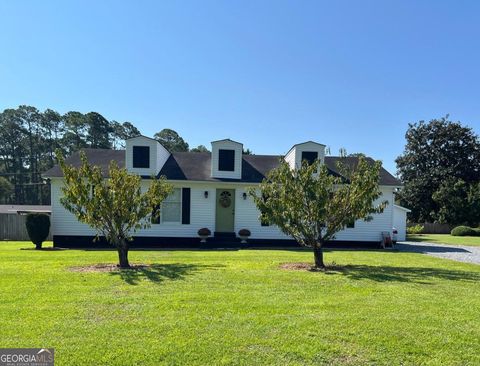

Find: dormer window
<box><xmin>218</xmin><ymin>149</ymin><xmax>235</xmax><ymax>171</ymax></box>
<box><xmin>301</xmin><ymin>151</ymin><xmax>318</xmax><ymax>165</ymax></box>
<box><xmin>133</xmin><ymin>146</ymin><xmax>150</xmax><ymax>168</ymax></box>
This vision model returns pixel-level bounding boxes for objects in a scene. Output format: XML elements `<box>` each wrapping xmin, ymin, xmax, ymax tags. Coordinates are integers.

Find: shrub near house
<box><xmin>25</xmin><ymin>213</ymin><xmax>50</xmax><ymax>250</ymax></box>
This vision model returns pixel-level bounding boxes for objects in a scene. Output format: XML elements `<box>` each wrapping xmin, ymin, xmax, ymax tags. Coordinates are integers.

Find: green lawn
<box><xmin>1</xmin><ymin>242</ymin><xmax>479</xmax><ymax>365</ymax></box>
<box><xmin>408</xmin><ymin>233</ymin><xmax>480</xmax><ymax>246</ymax></box>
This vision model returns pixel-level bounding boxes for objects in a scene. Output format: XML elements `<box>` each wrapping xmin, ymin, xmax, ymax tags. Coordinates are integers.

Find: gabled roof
<box><xmin>159</xmin><ymin>152</ymin><xmax>279</xmax><ymax>182</ymax></box>
<box><xmin>126</xmin><ymin>135</ymin><xmax>158</xmax><ymax>142</ymax></box>
<box><xmin>324</xmin><ymin>156</ymin><xmax>401</xmax><ymax>186</ymax></box>
<box><xmin>285</xmin><ymin>141</ymin><xmax>326</xmax><ymax>156</ymax></box>
<box><xmin>43</xmin><ymin>149</ymin><xmax>125</xmax><ymax>178</ymax></box>
<box><xmin>43</xmin><ymin>149</ymin><xmax>402</xmax><ymax>186</ymax></box>
<box><xmin>210</xmin><ymin>138</ymin><xmax>243</xmax><ymax>145</ymax></box>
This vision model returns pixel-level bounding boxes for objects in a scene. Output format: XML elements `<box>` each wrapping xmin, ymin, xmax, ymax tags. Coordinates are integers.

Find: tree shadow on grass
<box><xmin>325</xmin><ymin>264</ymin><xmax>480</xmax><ymax>284</ymax></box>
<box><xmin>108</xmin><ymin>263</ymin><xmax>224</xmax><ymax>285</ymax></box>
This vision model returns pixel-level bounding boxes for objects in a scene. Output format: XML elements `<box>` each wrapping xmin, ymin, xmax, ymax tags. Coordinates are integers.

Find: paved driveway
<box><xmin>396</xmin><ymin>242</ymin><xmax>480</xmax><ymax>265</ymax></box>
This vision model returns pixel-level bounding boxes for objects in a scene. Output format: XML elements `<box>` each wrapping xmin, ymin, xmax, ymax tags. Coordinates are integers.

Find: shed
<box><xmin>393</xmin><ymin>205</ymin><xmax>411</xmax><ymax>241</ymax></box>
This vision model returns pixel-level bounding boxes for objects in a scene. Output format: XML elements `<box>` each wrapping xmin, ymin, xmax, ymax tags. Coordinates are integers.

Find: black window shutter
<box><xmin>181</xmin><ymin>188</ymin><xmax>191</xmax><ymax>224</ymax></box>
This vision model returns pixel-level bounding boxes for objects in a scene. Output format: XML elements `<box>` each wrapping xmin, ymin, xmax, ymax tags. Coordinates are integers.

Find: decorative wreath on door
<box><xmin>219</xmin><ymin>191</ymin><xmax>232</xmax><ymax>208</ymax></box>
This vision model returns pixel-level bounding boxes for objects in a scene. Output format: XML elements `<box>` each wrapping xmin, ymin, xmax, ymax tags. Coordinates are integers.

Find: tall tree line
<box><xmin>0</xmin><ymin>105</ymin><xmax>140</xmax><ymax>205</ymax></box>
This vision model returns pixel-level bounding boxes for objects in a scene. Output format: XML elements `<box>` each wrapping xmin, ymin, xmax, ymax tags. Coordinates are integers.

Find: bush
<box><xmin>407</xmin><ymin>224</ymin><xmax>424</xmax><ymax>235</ymax></box>
<box><xmin>197</xmin><ymin>228</ymin><xmax>211</xmax><ymax>236</ymax></box>
<box><xmin>25</xmin><ymin>213</ymin><xmax>50</xmax><ymax>249</ymax></box>
<box><xmin>451</xmin><ymin>225</ymin><xmax>476</xmax><ymax>237</ymax></box>
<box><xmin>473</xmin><ymin>228</ymin><xmax>480</xmax><ymax>236</ymax></box>
<box><xmin>238</xmin><ymin>229</ymin><xmax>251</xmax><ymax>237</ymax></box>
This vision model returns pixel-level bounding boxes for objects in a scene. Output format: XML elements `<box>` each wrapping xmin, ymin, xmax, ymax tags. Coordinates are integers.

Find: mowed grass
<box><xmin>408</xmin><ymin>233</ymin><xmax>480</xmax><ymax>247</ymax></box>
<box><xmin>1</xmin><ymin>242</ymin><xmax>479</xmax><ymax>366</ymax></box>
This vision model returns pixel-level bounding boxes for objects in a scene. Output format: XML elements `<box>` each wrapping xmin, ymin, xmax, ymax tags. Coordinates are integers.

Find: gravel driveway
<box><xmin>396</xmin><ymin>242</ymin><xmax>480</xmax><ymax>265</ymax></box>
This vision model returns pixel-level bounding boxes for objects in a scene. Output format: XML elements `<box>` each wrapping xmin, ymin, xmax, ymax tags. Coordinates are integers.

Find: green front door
<box><xmin>215</xmin><ymin>189</ymin><xmax>235</xmax><ymax>232</ymax></box>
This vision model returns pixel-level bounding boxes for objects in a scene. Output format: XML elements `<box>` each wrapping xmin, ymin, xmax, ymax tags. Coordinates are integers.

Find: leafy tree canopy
<box><xmin>432</xmin><ymin>178</ymin><xmax>480</xmax><ymax>226</ymax></box>
<box><xmin>0</xmin><ymin>105</ymin><xmax>145</xmax><ymax>204</ymax></box>
<box><xmin>190</xmin><ymin>145</ymin><xmax>209</xmax><ymax>152</ymax></box>
<box><xmin>154</xmin><ymin>128</ymin><xmax>189</xmax><ymax>152</ymax></box>
<box><xmin>57</xmin><ymin>150</ymin><xmax>173</xmax><ymax>268</ymax></box>
<box><xmin>0</xmin><ymin>176</ymin><xmax>13</xmax><ymax>203</ymax></box>
<box><xmin>396</xmin><ymin>116</ymin><xmax>480</xmax><ymax>223</ymax></box>
<box><xmin>85</xmin><ymin>112</ymin><xmax>112</xmax><ymax>149</ymax></box>
<box><xmin>249</xmin><ymin>157</ymin><xmax>386</xmax><ymax>269</ymax></box>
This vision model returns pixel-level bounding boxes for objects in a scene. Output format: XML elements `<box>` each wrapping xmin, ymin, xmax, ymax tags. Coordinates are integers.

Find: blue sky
<box><xmin>1</xmin><ymin>0</ymin><xmax>479</xmax><ymax>174</ymax></box>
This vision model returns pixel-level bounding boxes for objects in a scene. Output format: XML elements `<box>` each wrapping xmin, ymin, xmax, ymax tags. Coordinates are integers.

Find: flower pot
<box><xmin>239</xmin><ymin>235</ymin><xmax>249</xmax><ymax>244</ymax></box>
<box><xmin>199</xmin><ymin>235</ymin><xmax>209</xmax><ymax>243</ymax></box>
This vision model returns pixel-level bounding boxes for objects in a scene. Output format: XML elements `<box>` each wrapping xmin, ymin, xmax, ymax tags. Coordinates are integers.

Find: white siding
<box><xmin>51</xmin><ymin>179</ymin><xmax>215</xmax><ymax>237</ymax></box>
<box><xmin>284</xmin><ymin>149</ymin><xmax>296</xmax><ymax>170</ymax></box>
<box><xmin>393</xmin><ymin>205</ymin><xmax>409</xmax><ymax>241</ymax></box>
<box><xmin>136</xmin><ymin>182</ymin><xmax>215</xmax><ymax>237</ymax></box>
<box><xmin>334</xmin><ymin>187</ymin><xmax>395</xmax><ymax>242</ymax></box>
<box><xmin>234</xmin><ymin>187</ymin><xmax>288</xmax><ymax>239</ymax></box>
<box><xmin>210</xmin><ymin>140</ymin><xmax>243</xmax><ymax>179</ymax></box>
<box><xmin>51</xmin><ymin>177</ymin><xmax>396</xmax><ymax>243</ymax></box>
<box><xmin>51</xmin><ymin>178</ymin><xmax>96</xmax><ymax>236</ymax></box>
<box><xmin>285</xmin><ymin>141</ymin><xmax>326</xmax><ymax>169</ymax></box>
<box><xmin>125</xmin><ymin>136</ymin><xmax>170</xmax><ymax>176</ymax></box>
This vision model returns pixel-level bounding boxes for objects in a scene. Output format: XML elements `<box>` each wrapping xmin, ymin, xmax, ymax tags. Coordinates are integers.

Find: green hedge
<box><xmin>451</xmin><ymin>226</ymin><xmax>478</xmax><ymax>237</ymax></box>
<box><xmin>25</xmin><ymin>213</ymin><xmax>50</xmax><ymax>249</ymax></box>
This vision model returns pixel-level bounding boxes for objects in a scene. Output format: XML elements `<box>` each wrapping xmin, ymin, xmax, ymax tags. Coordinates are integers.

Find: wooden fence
<box><xmin>0</xmin><ymin>214</ymin><xmax>52</xmax><ymax>241</ymax></box>
<box><xmin>408</xmin><ymin>222</ymin><xmax>453</xmax><ymax>234</ymax></box>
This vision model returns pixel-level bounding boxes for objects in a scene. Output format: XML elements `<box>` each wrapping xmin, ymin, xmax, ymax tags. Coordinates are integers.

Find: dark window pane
<box><xmin>301</xmin><ymin>151</ymin><xmax>318</xmax><ymax>165</ymax></box>
<box><xmin>133</xmin><ymin>146</ymin><xmax>150</xmax><ymax>168</ymax></box>
<box><xmin>218</xmin><ymin>149</ymin><xmax>235</xmax><ymax>171</ymax></box>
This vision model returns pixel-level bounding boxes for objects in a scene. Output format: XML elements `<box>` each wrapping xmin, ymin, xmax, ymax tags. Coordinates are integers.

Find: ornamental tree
<box><xmin>57</xmin><ymin>150</ymin><xmax>173</xmax><ymax>268</ymax></box>
<box><xmin>249</xmin><ymin>157</ymin><xmax>387</xmax><ymax>269</ymax></box>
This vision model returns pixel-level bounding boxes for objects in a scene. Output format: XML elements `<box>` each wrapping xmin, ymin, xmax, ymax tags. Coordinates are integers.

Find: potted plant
<box><xmin>197</xmin><ymin>228</ymin><xmax>211</xmax><ymax>243</ymax></box>
<box><xmin>238</xmin><ymin>229</ymin><xmax>251</xmax><ymax>244</ymax></box>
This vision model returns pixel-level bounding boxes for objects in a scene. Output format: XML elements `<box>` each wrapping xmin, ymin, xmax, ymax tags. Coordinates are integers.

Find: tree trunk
<box><xmin>313</xmin><ymin>244</ymin><xmax>325</xmax><ymax>270</ymax></box>
<box><xmin>117</xmin><ymin>240</ymin><xmax>130</xmax><ymax>268</ymax></box>
<box><xmin>35</xmin><ymin>242</ymin><xmax>42</xmax><ymax>250</ymax></box>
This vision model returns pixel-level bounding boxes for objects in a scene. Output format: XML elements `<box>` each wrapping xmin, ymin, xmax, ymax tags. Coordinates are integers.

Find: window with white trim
<box><xmin>161</xmin><ymin>188</ymin><xmax>182</xmax><ymax>223</ymax></box>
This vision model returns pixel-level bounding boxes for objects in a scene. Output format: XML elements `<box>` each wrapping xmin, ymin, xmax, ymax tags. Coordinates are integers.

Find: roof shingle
<box><xmin>43</xmin><ymin>149</ymin><xmax>401</xmax><ymax>186</ymax></box>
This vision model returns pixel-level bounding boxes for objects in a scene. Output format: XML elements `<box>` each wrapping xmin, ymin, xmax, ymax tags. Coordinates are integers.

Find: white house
<box><xmin>44</xmin><ymin>136</ymin><xmax>405</xmax><ymax>248</ymax></box>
